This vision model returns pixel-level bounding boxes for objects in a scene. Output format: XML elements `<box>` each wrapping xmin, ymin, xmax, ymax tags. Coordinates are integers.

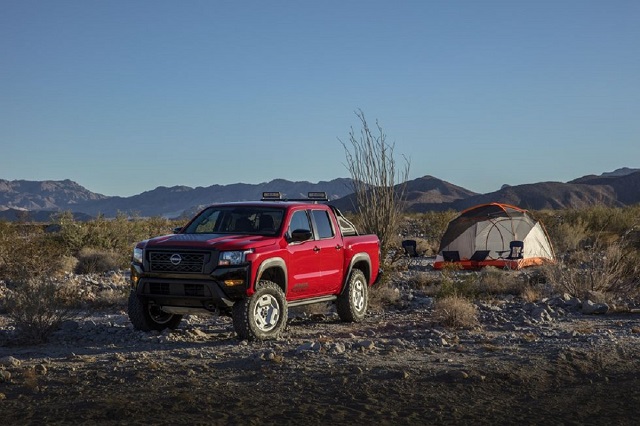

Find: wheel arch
<box><xmin>342</xmin><ymin>253</ymin><xmax>371</xmax><ymax>293</ymax></box>
<box><xmin>255</xmin><ymin>257</ymin><xmax>288</xmax><ymax>294</ymax></box>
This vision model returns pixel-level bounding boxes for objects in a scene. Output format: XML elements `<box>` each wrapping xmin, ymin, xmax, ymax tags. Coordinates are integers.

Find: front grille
<box><xmin>149</xmin><ymin>282</ymin><xmax>170</xmax><ymax>295</ymax></box>
<box><xmin>184</xmin><ymin>284</ymin><xmax>205</xmax><ymax>297</ymax></box>
<box><xmin>148</xmin><ymin>251</ymin><xmax>207</xmax><ymax>273</ymax></box>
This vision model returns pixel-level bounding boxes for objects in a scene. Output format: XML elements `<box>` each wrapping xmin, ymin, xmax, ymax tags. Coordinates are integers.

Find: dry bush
<box><xmin>476</xmin><ymin>268</ymin><xmax>523</xmax><ymax>296</ymax></box>
<box><xmin>538</xmin><ymin>211</ymin><xmax>589</xmax><ymax>253</ymax></box>
<box><xmin>92</xmin><ymin>287</ymin><xmax>129</xmax><ymax>308</ymax></box>
<box><xmin>432</xmin><ymin>295</ymin><xmax>479</xmax><ymax>329</ymax></box>
<box><xmin>437</xmin><ymin>265</ymin><xmax>478</xmax><ymax>299</ymax></box>
<box><xmin>4</xmin><ymin>277</ymin><xmax>81</xmax><ymax>343</ymax></box>
<box><xmin>1</xmin><ymin>230</ymin><xmax>64</xmax><ymax>282</ymax></box>
<box><xmin>407</xmin><ymin>272</ymin><xmax>439</xmax><ymax>290</ymax></box>
<box><xmin>341</xmin><ymin>109</ymin><xmax>410</xmax><ymax>260</ymax></box>
<box><xmin>75</xmin><ymin>247</ymin><xmax>121</xmax><ymax>274</ymax></box>
<box><xmin>544</xmin><ymin>232</ymin><xmax>639</xmax><ymax>299</ymax></box>
<box><xmin>57</xmin><ymin>255</ymin><xmax>79</xmax><ymax>275</ymax></box>
<box><xmin>369</xmin><ymin>279</ymin><xmax>401</xmax><ymax>311</ymax></box>
<box><xmin>521</xmin><ymin>286</ymin><xmax>541</xmax><ymax>303</ymax></box>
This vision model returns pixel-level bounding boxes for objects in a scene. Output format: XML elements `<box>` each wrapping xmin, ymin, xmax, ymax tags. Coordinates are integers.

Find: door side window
<box><xmin>288</xmin><ymin>210</ymin><xmax>311</xmax><ymax>234</ymax></box>
<box><xmin>311</xmin><ymin>210</ymin><xmax>334</xmax><ymax>239</ymax></box>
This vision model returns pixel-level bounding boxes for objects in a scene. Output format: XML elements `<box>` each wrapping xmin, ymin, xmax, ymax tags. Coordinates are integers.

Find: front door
<box><xmin>286</xmin><ymin>209</ymin><xmax>322</xmax><ymax>299</ymax></box>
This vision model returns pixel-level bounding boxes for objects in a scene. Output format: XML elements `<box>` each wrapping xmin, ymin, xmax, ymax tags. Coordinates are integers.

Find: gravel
<box><xmin>1</xmin><ymin>268</ymin><xmax>639</xmax><ymax>425</ymax></box>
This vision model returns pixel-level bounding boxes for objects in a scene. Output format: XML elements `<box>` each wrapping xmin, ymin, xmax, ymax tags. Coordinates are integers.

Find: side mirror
<box><xmin>173</xmin><ymin>227</ymin><xmax>183</xmax><ymax>234</ymax></box>
<box><xmin>289</xmin><ymin>229</ymin><xmax>312</xmax><ymax>242</ymax></box>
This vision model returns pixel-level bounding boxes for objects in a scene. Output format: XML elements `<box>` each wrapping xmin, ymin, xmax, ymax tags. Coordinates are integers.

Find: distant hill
<box><xmin>0</xmin><ymin>178</ymin><xmax>354</xmax><ymax>220</ymax></box>
<box><xmin>333</xmin><ymin>169</ymin><xmax>640</xmax><ymax>213</ymax></box>
<box><xmin>330</xmin><ymin>175</ymin><xmax>477</xmax><ymax>212</ymax></box>
<box><xmin>0</xmin><ymin>179</ymin><xmax>108</xmax><ymax>211</ymax></box>
<box><xmin>1</xmin><ymin>168</ymin><xmax>638</xmax><ymax>221</ymax></box>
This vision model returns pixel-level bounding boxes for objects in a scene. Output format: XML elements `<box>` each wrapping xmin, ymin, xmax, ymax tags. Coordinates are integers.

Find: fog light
<box><xmin>224</xmin><ymin>279</ymin><xmax>244</xmax><ymax>287</ymax></box>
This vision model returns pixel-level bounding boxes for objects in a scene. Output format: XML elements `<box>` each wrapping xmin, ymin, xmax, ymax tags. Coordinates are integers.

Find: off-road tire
<box><xmin>127</xmin><ymin>291</ymin><xmax>183</xmax><ymax>332</ymax></box>
<box><xmin>336</xmin><ymin>269</ymin><xmax>368</xmax><ymax>322</ymax></box>
<box><xmin>232</xmin><ymin>280</ymin><xmax>287</xmax><ymax>341</ymax></box>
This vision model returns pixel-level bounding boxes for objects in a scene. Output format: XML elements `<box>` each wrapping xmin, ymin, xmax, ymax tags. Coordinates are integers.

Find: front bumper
<box><xmin>130</xmin><ymin>263</ymin><xmax>250</xmax><ymax>312</ymax></box>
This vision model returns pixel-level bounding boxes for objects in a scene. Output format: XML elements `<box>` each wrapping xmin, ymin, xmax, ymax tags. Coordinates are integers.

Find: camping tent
<box><xmin>433</xmin><ymin>203</ymin><xmax>555</xmax><ymax>270</ymax></box>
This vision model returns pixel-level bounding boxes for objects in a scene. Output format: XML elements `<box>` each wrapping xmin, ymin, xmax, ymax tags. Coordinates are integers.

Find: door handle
<box><xmin>335</xmin><ymin>244</ymin><xmax>343</xmax><ymax>250</ymax></box>
<box><xmin>313</xmin><ymin>246</ymin><xmax>321</xmax><ymax>252</ymax></box>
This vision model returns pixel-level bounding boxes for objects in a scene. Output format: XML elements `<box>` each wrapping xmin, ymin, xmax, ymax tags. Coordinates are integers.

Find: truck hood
<box><xmin>141</xmin><ymin>233</ymin><xmax>277</xmax><ymax>251</ymax></box>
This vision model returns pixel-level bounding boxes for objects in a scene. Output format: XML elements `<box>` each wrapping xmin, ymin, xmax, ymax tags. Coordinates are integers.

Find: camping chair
<box><xmin>507</xmin><ymin>241</ymin><xmax>524</xmax><ymax>259</ymax></box>
<box><xmin>470</xmin><ymin>250</ymin><xmax>490</xmax><ymax>262</ymax></box>
<box><xmin>401</xmin><ymin>240</ymin><xmax>421</xmax><ymax>266</ymax></box>
<box><xmin>441</xmin><ymin>251</ymin><xmax>460</xmax><ymax>262</ymax></box>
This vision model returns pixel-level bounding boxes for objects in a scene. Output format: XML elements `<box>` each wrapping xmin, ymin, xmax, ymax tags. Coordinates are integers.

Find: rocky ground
<box><xmin>1</xmin><ymin>263</ymin><xmax>640</xmax><ymax>425</ymax></box>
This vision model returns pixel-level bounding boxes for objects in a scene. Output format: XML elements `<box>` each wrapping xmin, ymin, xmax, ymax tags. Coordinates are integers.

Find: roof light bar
<box><xmin>261</xmin><ymin>192</ymin><xmax>283</xmax><ymax>200</ymax></box>
<box><xmin>307</xmin><ymin>192</ymin><xmax>328</xmax><ymax>200</ymax></box>
<box><xmin>261</xmin><ymin>191</ymin><xmax>328</xmax><ymax>202</ymax></box>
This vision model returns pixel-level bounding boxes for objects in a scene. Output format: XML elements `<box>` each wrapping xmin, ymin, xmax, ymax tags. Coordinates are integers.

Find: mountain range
<box><xmin>1</xmin><ymin>168</ymin><xmax>638</xmax><ymax>221</ymax></box>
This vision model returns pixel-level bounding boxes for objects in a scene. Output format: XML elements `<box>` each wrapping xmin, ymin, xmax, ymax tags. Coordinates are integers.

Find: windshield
<box><xmin>183</xmin><ymin>206</ymin><xmax>284</xmax><ymax>235</ymax></box>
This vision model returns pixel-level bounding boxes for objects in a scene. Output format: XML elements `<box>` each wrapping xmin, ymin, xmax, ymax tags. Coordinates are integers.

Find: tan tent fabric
<box><xmin>434</xmin><ymin>203</ymin><xmax>555</xmax><ymax>270</ymax></box>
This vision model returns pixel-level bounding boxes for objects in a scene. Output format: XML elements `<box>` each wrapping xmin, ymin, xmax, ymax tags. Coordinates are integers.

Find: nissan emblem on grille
<box><xmin>170</xmin><ymin>254</ymin><xmax>182</xmax><ymax>265</ymax></box>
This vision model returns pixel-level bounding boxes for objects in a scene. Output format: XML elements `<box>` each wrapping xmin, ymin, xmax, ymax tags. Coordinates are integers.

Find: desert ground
<box><xmin>1</xmin><ymin>262</ymin><xmax>640</xmax><ymax>425</ymax></box>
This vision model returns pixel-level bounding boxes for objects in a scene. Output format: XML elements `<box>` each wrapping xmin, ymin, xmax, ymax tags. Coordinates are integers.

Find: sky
<box><xmin>2</xmin><ymin>0</ymin><xmax>639</xmax><ymax>197</ymax></box>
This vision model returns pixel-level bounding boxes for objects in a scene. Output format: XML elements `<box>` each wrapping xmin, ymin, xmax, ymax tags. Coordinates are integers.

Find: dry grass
<box><xmin>521</xmin><ymin>286</ymin><xmax>541</xmax><ymax>303</ymax></box>
<box><xmin>476</xmin><ymin>268</ymin><xmax>524</xmax><ymax>296</ymax></box>
<box><xmin>432</xmin><ymin>295</ymin><xmax>479</xmax><ymax>329</ymax></box>
<box><xmin>75</xmin><ymin>247</ymin><xmax>121</xmax><ymax>274</ymax></box>
<box><xmin>369</xmin><ymin>280</ymin><xmax>401</xmax><ymax>310</ymax></box>
<box><xmin>408</xmin><ymin>272</ymin><xmax>439</xmax><ymax>290</ymax></box>
<box><xmin>4</xmin><ymin>277</ymin><xmax>81</xmax><ymax>343</ymax></box>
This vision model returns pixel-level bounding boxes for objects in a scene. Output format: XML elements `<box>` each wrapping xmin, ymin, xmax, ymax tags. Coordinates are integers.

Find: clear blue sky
<box><xmin>2</xmin><ymin>1</ymin><xmax>639</xmax><ymax>196</ymax></box>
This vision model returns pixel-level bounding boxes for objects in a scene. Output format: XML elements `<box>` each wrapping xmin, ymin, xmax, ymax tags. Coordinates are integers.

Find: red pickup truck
<box><xmin>128</xmin><ymin>192</ymin><xmax>381</xmax><ymax>340</ymax></box>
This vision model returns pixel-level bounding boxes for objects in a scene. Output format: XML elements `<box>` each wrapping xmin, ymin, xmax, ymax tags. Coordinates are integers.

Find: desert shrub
<box><xmin>539</xmin><ymin>214</ymin><xmax>589</xmax><ymax>253</ymax></box>
<box><xmin>75</xmin><ymin>248</ymin><xmax>121</xmax><ymax>274</ymax></box>
<box><xmin>57</xmin><ymin>255</ymin><xmax>79</xmax><ymax>274</ymax></box>
<box><xmin>407</xmin><ymin>272</ymin><xmax>439</xmax><ymax>290</ymax></box>
<box><xmin>476</xmin><ymin>268</ymin><xmax>523</xmax><ymax>296</ymax></box>
<box><xmin>50</xmin><ymin>211</ymin><xmax>88</xmax><ymax>256</ymax></box>
<box><xmin>369</xmin><ymin>276</ymin><xmax>401</xmax><ymax>310</ymax></box>
<box><xmin>521</xmin><ymin>286</ymin><xmax>542</xmax><ymax>303</ymax></box>
<box><xmin>432</xmin><ymin>295</ymin><xmax>478</xmax><ymax>329</ymax></box>
<box><xmin>341</xmin><ymin>110</ymin><xmax>410</xmax><ymax>261</ymax></box>
<box><xmin>539</xmin><ymin>205</ymin><xmax>640</xmax><ymax>253</ymax></box>
<box><xmin>437</xmin><ymin>265</ymin><xmax>478</xmax><ymax>299</ymax></box>
<box><xmin>1</xmin><ymin>229</ymin><xmax>64</xmax><ymax>282</ymax></box>
<box><xmin>544</xmin><ymin>232</ymin><xmax>640</xmax><ymax>299</ymax></box>
<box><xmin>4</xmin><ymin>277</ymin><xmax>81</xmax><ymax>343</ymax></box>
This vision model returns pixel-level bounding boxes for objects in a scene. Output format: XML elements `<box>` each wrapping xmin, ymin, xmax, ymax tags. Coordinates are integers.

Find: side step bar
<box><xmin>288</xmin><ymin>295</ymin><xmax>337</xmax><ymax>308</ymax></box>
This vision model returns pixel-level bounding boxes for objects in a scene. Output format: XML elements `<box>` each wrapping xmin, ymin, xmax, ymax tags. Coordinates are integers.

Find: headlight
<box><xmin>218</xmin><ymin>250</ymin><xmax>252</xmax><ymax>266</ymax></box>
<box><xmin>133</xmin><ymin>247</ymin><xmax>144</xmax><ymax>264</ymax></box>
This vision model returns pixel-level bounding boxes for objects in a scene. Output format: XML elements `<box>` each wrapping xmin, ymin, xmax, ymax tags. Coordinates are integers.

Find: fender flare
<box><xmin>341</xmin><ymin>253</ymin><xmax>372</xmax><ymax>294</ymax></box>
<box><xmin>255</xmin><ymin>257</ymin><xmax>288</xmax><ymax>292</ymax></box>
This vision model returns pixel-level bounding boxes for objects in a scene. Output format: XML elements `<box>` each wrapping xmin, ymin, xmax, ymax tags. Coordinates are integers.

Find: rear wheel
<box><xmin>337</xmin><ymin>269</ymin><xmax>368</xmax><ymax>322</ymax></box>
<box><xmin>232</xmin><ymin>280</ymin><xmax>287</xmax><ymax>341</ymax></box>
<box><xmin>127</xmin><ymin>291</ymin><xmax>183</xmax><ymax>331</ymax></box>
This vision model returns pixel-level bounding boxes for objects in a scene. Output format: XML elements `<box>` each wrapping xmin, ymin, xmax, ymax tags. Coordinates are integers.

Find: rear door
<box><xmin>309</xmin><ymin>208</ymin><xmax>344</xmax><ymax>294</ymax></box>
